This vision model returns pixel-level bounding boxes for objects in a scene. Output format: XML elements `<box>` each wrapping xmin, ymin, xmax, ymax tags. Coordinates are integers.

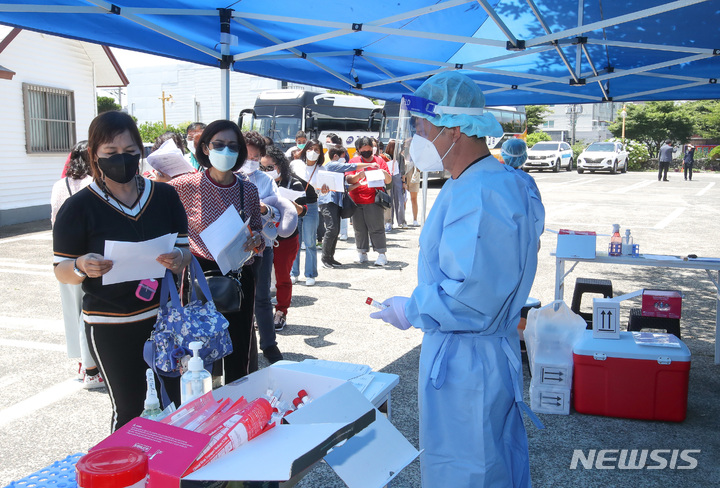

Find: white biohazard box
<box><xmin>532</xmin><ymin>361</ymin><xmax>573</xmax><ymax>388</ymax></box>
<box><xmin>529</xmin><ymin>384</ymin><xmax>571</xmax><ymax>415</ymax></box>
<box><xmin>592</xmin><ymin>297</ymin><xmax>621</xmax><ymax>339</ymax></box>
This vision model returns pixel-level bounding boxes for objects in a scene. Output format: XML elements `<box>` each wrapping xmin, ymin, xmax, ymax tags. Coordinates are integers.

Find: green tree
<box><xmin>97</xmin><ymin>96</ymin><xmax>121</xmax><ymax>113</ymax></box>
<box><xmin>682</xmin><ymin>100</ymin><xmax>720</xmax><ymax>140</ymax></box>
<box><xmin>526</xmin><ymin>131</ymin><xmax>551</xmax><ymax>147</ymax></box>
<box><xmin>608</xmin><ymin>102</ymin><xmax>694</xmax><ymax>157</ymax></box>
<box><xmin>137</xmin><ymin>121</ymin><xmax>189</xmax><ymax>144</ymax></box>
<box><xmin>525</xmin><ymin>105</ymin><xmax>550</xmax><ymax>134</ymax></box>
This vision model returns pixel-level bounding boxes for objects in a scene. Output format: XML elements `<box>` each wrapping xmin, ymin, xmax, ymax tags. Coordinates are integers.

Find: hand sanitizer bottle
<box><xmin>140</xmin><ymin>369</ymin><xmax>163</xmax><ymax>420</ymax></box>
<box><xmin>609</xmin><ymin>224</ymin><xmax>622</xmax><ymax>256</ymax></box>
<box><xmin>622</xmin><ymin>229</ymin><xmax>633</xmax><ymax>256</ymax></box>
<box><xmin>180</xmin><ymin>341</ymin><xmax>212</xmax><ymax>405</ymax></box>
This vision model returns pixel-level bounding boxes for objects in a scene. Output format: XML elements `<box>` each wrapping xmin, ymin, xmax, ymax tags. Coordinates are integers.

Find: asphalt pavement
<box><xmin>1</xmin><ymin>169</ymin><xmax>719</xmax><ymax>487</ymax></box>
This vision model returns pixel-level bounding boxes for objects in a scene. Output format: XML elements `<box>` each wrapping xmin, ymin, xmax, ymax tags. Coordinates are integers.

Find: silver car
<box><xmin>577</xmin><ymin>142</ymin><xmax>629</xmax><ymax>174</ymax></box>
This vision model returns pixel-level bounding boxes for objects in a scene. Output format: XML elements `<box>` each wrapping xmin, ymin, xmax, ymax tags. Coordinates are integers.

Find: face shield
<box><xmin>394</xmin><ymin>94</ymin><xmax>487</xmax><ymax>172</ymax></box>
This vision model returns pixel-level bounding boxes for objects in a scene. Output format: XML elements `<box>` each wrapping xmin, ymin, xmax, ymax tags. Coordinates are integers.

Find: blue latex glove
<box><xmin>369</xmin><ymin>296</ymin><xmax>413</xmax><ymax>330</ymax></box>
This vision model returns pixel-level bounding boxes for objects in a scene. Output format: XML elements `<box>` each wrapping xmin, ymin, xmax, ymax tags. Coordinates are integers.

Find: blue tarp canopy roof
<box><xmin>1</xmin><ymin>0</ymin><xmax>718</xmax><ymax>106</ymax></box>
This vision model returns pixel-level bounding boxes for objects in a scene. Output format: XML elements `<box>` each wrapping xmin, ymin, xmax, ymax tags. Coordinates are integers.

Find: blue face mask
<box><xmin>297</xmin><ymin>143</ymin><xmax>306</xmax><ymax>150</ymax></box>
<box><xmin>208</xmin><ymin>147</ymin><xmax>238</xmax><ymax>172</ymax></box>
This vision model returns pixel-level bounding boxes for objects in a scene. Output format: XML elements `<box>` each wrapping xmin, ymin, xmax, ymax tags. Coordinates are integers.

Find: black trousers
<box><xmin>320</xmin><ymin>202</ymin><xmax>341</xmax><ymax>262</ymax></box>
<box><xmin>684</xmin><ymin>163</ymin><xmax>693</xmax><ymax>180</ymax></box>
<box><xmin>658</xmin><ymin>161</ymin><xmax>670</xmax><ymax>180</ymax></box>
<box><xmin>86</xmin><ymin>316</ymin><xmax>180</xmax><ymax>432</ymax></box>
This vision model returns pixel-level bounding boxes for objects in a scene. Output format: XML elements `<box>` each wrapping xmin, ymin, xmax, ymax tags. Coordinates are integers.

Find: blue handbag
<box><xmin>144</xmin><ymin>257</ymin><xmax>233</xmax><ymax>406</ymax></box>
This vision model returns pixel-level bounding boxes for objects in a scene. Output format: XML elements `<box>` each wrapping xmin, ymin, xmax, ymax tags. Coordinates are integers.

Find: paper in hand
<box><xmin>199</xmin><ymin>206</ymin><xmax>253</xmax><ymax>275</ymax></box>
<box><xmin>102</xmin><ymin>233</ymin><xmax>178</xmax><ymax>285</ymax></box>
<box><xmin>278</xmin><ymin>186</ymin><xmax>306</xmax><ymax>201</ymax></box>
<box><xmin>316</xmin><ymin>171</ymin><xmax>345</xmax><ymax>192</ymax></box>
<box><xmin>147</xmin><ymin>139</ymin><xmax>194</xmax><ymax>177</ymax></box>
<box><xmin>364</xmin><ymin>169</ymin><xmax>386</xmax><ymax>188</ymax></box>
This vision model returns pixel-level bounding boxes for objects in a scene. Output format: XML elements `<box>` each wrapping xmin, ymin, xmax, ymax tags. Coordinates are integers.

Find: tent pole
<box><xmin>219</xmin><ymin>8</ymin><xmax>233</xmax><ymax>121</ymax></box>
<box><xmin>421</xmin><ymin>172</ymin><xmax>428</xmax><ymax>225</ymax></box>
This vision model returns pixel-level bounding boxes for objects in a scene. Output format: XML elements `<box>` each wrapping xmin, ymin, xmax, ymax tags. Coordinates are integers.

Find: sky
<box><xmin>111</xmin><ymin>47</ymin><xmax>181</xmax><ymax>69</ymax></box>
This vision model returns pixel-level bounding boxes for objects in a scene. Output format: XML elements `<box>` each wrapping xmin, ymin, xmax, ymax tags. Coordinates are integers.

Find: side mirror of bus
<box><xmin>238</xmin><ymin>108</ymin><xmax>256</xmax><ymax>131</ymax></box>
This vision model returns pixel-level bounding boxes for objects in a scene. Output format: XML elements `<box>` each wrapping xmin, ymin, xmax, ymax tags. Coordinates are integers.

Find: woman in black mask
<box><xmin>53</xmin><ymin>111</ymin><xmax>191</xmax><ymax>432</ymax></box>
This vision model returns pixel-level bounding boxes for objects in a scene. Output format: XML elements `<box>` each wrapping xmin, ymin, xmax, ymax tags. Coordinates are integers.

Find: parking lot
<box><xmin>1</xmin><ymin>168</ymin><xmax>719</xmax><ymax>487</ymax></box>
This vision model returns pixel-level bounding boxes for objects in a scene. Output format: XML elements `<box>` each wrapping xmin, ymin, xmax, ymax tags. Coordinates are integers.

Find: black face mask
<box><xmin>360</xmin><ymin>150</ymin><xmax>373</xmax><ymax>160</ymax></box>
<box><xmin>97</xmin><ymin>153</ymin><xmax>140</xmax><ymax>184</ymax></box>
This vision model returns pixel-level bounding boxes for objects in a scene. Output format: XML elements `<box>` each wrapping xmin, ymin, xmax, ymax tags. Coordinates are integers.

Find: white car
<box><xmin>522</xmin><ymin>141</ymin><xmax>574</xmax><ymax>172</ymax></box>
<box><xmin>577</xmin><ymin>142</ymin><xmax>629</xmax><ymax>174</ymax></box>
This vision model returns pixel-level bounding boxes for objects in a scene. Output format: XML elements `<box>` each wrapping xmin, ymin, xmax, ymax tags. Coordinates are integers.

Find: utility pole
<box><xmin>159</xmin><ymin>91</ymin><xmax>173</xmax><ymax>129</ymax></box>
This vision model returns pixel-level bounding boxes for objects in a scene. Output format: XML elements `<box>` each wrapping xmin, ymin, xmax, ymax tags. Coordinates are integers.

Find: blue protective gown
<box><xmin>405</xmin><ymin>155</ymin><xmax>545</xmax><ymax>488</ymax></box>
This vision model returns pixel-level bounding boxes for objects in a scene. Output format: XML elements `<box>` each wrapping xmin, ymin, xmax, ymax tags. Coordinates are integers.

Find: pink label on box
<box><xmin>91</xmin><ymin>417</ymin><xmax>211</xmax><ymax>487</ymax></box>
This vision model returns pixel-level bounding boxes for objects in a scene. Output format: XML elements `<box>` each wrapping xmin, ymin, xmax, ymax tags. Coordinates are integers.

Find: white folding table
<box><xmin>554</xmin><ymin>252</ymin><xmax>720</xmax><ymax>364</ymax></box>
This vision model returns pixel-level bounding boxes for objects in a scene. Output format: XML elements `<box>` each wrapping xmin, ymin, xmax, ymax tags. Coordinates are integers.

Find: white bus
<box><xmin>240</xmin><ymin>90</ymin><xmax>384</xmax><ymax>156</ymax></box>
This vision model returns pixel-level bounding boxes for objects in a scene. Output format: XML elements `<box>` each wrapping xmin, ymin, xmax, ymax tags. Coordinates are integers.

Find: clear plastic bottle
<box><xmin>180</xmin><ymin>342</ymin><xmax>212</xmax><ymax>405</ymax></box>
<box><xmin>140</xmin><ymin>369</ymin><xmax>163</xmax><ymax>420</ymax></box>
<box><xmin>622</xmin><ymin>229</ymin><xmax>633</xmax><ymax>256</ymax></box>
<box><xmin>610</xmin><ymin>224</ymin><xmax>622</xmax><ymax>256</ymax></box>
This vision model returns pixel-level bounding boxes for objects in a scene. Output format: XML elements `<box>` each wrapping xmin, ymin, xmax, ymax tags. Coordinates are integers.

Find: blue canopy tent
<box><xmin>1</xmin><ymin>0</ymin><xmax>718</xmax><ymax>117</ymax></box>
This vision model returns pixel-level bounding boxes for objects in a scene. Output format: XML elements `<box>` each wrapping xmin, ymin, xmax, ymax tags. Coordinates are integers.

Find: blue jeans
<box><xmin>252</xmin><ymin>246</ymin><xmax>276</xmax><ymax>351</ymax></box>
<box><xmin>292</xmin><ymin>202</ymin><xmax>319</xmax><ymax>278</ymax></box>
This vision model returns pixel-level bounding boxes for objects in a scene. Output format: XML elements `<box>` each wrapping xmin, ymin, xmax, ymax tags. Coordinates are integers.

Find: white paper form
<box><xmin>278</xmin><ymin>186</ymin><xmax>306</xmax><ymax>201</ymax></box>
<box><xmin>316</xmin><ymin>170</ymin><xmax>346</xmax><ymax>192</ymax></box>
<box><xmin>199</xmin><ymin>206</ymin><xmax>253</xmax><ymax>275</ymax></box>
<box><xmin>146</xmin><ymin>139</ymin><xmax>194</xmax><ymax>177</ymax></box>
<box><xmin>364</xmin><ymin>169</ymin><xmax>386</xmax><ymax>188</ymax></box>
<box><xmin>102</xmin><ymin>233</ymin><xmax>177</xmax><ymax>285</ymax></box>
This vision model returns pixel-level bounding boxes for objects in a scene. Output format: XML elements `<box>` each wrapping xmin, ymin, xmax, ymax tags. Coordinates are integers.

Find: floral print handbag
<box><xmin>144</xmin><ymin>257</ymin><xmax>233</xmax><ymax>405</ymax></box>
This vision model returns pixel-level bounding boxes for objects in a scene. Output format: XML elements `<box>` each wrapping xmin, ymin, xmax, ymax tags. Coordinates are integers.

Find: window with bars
<box><xmin>22</xmin><ymin>83</ymin><xmax>76</xmax><ymax>153</ymax></box>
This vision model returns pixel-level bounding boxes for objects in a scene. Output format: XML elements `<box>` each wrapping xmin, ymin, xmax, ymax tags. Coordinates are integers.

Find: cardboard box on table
<box><xmin>92</xmin><ymin>364</ymin><xmax>419</xmax><ymax>488</ymax></box>
<box><xmin>556</xmin><ymin>229</ymin><xmax>597</xmax><ymax>259</ymax></box>
<box><xmin>572</xmin><ymin>330</ymin><xmax>691</xmax><ymax>422</ymax></box>
<box><xmin>642</xmin><ymin>289</ymin><xmax>683</xmax><ymax>319</ymax></box>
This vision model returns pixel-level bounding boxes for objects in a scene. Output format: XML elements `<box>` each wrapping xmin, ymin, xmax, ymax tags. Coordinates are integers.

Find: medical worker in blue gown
<box><xmin>371</xmin><ymin>72</ymin><xmax>545</xmax><ymax>487</ymax></box>
<box><xmin>501</xmin><ymin>138</ymin><xmax>542</xmax><ymax>203</ymax></box>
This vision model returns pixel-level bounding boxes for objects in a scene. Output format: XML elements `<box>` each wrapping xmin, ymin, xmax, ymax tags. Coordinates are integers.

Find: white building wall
<box><xmin>541</xmin><ymin>102</ymin><xmax>623</xmax><ymax>144</ymax></box>
<box><xmin>126</xmin><ymin>64</ymin><xmax>323</xmax><ymax>126</ymax></box>
<box><xmin>0</xmin><ymin>29</ymin><xmax>98</xmax><ymax>222</ymax></box>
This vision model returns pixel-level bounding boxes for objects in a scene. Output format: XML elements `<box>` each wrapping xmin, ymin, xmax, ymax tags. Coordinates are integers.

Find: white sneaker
<box><xmin>412</xmin><ymin>220</ymin><xmax>420</xmax><ymax>226</ymax></box>
<box><xmin>306</xmin><ymin>277</ymin><xmax>316</xmax><ymax>286</ymax></box>
<box><xmin>290</xmin><ymin>275</ymin><xmax>298</xmax><ymax>284</ymax></box>
<box><xmin>338</xmin><ymin>234</ymin><xmax>348</xmax><ymax>241</ymax></box>
<box><xmin>83</xmin><ymin>372</ymin><xmax>106</xmax><ymax>390</ymax></box>
<box><xmin>384</xmin><ymin>223</ymin><xmax>392</xmax><ymax>232</ymax></box>
<box><xmin>374</xmin><ymin>254</ymin><xmax>388</xmax><ymax>266</ymax></box>
<box><xmin>356</xmin><ymin>252</ymin><xmax>369</xmax><ymax>263</ymax></box>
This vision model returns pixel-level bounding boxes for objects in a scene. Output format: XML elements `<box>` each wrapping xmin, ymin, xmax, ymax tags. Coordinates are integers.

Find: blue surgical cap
<box><xmin>501</xmin><ymin>138</ymin><xmax>527</xmax><ymax>169</ymax></box>
<box><xmin>414</xmin><ymin>71</ymin><xmax>503</xmax><ymax>139</ymax></box>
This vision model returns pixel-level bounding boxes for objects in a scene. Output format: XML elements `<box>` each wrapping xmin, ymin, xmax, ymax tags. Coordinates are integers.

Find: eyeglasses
<box><xmin>208</xmin><ymin>141</ymin><xmax>240</xmax><ymax>152</ymax></box>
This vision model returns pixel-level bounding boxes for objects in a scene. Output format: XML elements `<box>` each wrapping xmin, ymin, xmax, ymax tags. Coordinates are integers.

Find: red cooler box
<box><xmin>573</xmin><ymin>330</ymin><xmax>691</xmax><ymax>422</ymax></box>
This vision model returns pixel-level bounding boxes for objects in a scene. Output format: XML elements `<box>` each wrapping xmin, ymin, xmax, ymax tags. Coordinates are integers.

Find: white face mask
<box><xmin>187</xmin><ymin>140</ymin><xmax>195</xmax><ymax>154</ymax></box>
<box><xmin>409</xmin><ymin>128</ymin><xmax>454</xmax><ymax>172</ymax></box>
<box><xmin>306</xmin><ymin>150</ymin><xmax>319</xmax><ymax>162</ymax></box>
<box><xmin>208</xmin><ymin>147</ymin><xmax>238</xmax><ymax>172</ymax></box>
<box><xmin>240</xmin><ymin>159</ymin><xmax>260</xmax><ymax>175</ymax></box>
<box><xmin>266</xmin><ymin>169</ymin><xmax>280</xmax><ymax>180</ymax></box>
<box><xmin>337</xmin><ymin>157</ymin><xmax>346</xmax><ymax>164</ymax></box>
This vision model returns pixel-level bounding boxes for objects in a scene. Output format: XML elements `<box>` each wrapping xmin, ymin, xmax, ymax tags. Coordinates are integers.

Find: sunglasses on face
<box><xmin>208</xmin><ymin>141</ymin><xmax>240</xmax><ymax>152</ymax></box>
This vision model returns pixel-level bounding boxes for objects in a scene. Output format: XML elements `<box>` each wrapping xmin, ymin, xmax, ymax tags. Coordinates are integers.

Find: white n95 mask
<box><xmin>409</xmin><ymin>128</ymin><xmax>455</xmax><ymax>173</ymax></box>
<box><xmin>240</xmin><ymin>159</ymin><xmax>260</xmax><ymax>175</ymax></box>
<box><xmin>410</xmin><ymin>135</ymin><xmax>442</xmax><ymax>172</ymax></box>
<box><xmin>266</xmin><ymin>169</ymin><xmax>280</xmax><ymax>180</ymax></box>
<box><xmin>306</xmin><ymin>150</ymin><xmax>319</xmax><ymax>162</ymax></box>
<box><xmin>208</xmin><ymin>147</ymin><xmax>238</xmax><ymax>172</ymax></box>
